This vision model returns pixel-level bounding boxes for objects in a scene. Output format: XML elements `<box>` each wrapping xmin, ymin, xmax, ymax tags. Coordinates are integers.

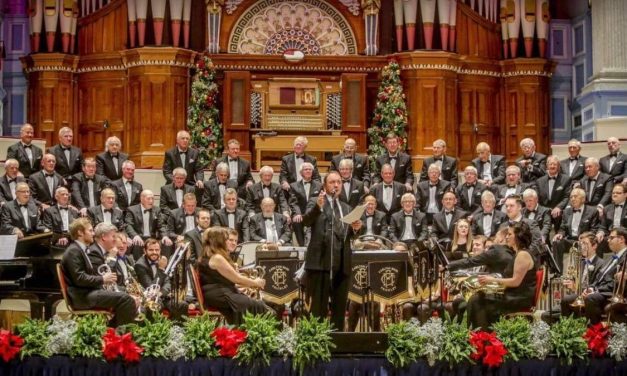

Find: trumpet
<box><xmin>98</xmin><ymin>264</ymin><xmax>119</xmax><ymax>292</ymax></box>
<box><xmin>124</xmin><ymin>264</ymin><xmax>162</xmax><ymax>318</ymax></box>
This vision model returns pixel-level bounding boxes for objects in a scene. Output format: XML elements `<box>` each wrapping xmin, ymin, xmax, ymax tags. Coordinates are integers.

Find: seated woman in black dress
<box><xmin>467</xmin><ymin>221</ymin><xmax>538</xmax><ymax>329</ymax></box>
<box><xmin>197</xmin><ymin>226</ymin><xmax>273</xmax><ymax>324</ymax></box>
<box><xmin>446</xmin><ymin>219</ymin><xmax>473</xmax><ymax>261</ymax></box>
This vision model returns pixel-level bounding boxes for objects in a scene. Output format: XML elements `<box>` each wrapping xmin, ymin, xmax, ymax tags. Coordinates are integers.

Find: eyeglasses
<box><xmin>608</xmin><ymin>235</ymin><xmax>622</xmax><ymax>241</ymax></box>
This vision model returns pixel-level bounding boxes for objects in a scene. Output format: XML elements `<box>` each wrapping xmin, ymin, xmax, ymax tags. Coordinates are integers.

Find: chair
<box><xmin>505</xmin><ymin>266</ymin><xmax>546</xmax><ymax>321</ymax></box>
<box><xmin>189</xmin><ymin>266</ymin><xmax>224</xmax><ymax>323</ymax></box>
<box><xmin>56</xmin><ymin>264</ymin><xmax>113</xmax><ymax>320</ymax></box>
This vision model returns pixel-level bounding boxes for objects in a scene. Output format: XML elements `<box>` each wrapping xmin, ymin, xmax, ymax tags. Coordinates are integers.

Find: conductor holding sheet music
<box><xmin>303</xmin><ymin>171</ymin><xmax>362</xmax><ymax>331</ymax></box>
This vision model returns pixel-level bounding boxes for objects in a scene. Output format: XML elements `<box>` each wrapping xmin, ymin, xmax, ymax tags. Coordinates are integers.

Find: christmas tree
<box><xmin>367</xmin><ymin>59</ymin><xmax>408</xmax><ymax>171</ymax></box>
<box><xmin>187</xmin><ymin>55</ymin><xmax>223</xmax><ymax>168</ymax></box>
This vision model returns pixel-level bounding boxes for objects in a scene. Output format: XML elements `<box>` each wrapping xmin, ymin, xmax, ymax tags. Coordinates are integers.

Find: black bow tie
<box><xmin>262</xmin><ymin>185</ymin><xmax>271</xmax><ymax>190</ymax></box>
<box><xmin>61</xmin><ymin>147</ymin><xmax>71</xmax><ymax>151</ymax></box>
<box><xmin>569</xmin><ymin>157</ymin><xmax>578</xmax><ymax>161</ymax></box>
<box><xmin>228</xmin><ymin>158</ymin><xmax>238</xmax><ymax>163</ymax></box>
<box><xmin>149</xmin><ymin>261</ymin><xmax>158</xmax><ymax>267</ymax></box>
<box><xmin>610</xmin><ymin>153</ymin><xmax>618</xmax><ymax>158</ymax></box>
<box><xmin>507</xmin><ymin>185</ymin><xmax>517</xmax><ymax>189</ymax></box>
<box><xmin>384</xmin><ymin>184</ymin><xmax>392</xmax><ymax>189</ymax></box>
<box><xmin>7</xmin><ymin>178</ymin><xmax>16</xmax><ymax>184</ymax></box>
<box><xmin>143</xmin><ymin>209</ymin><xmax>151</xmax><ymax>214</ymax></box>
<box><xmin>226</xmin><ymin>211</ymin><xmax>236</xmax><ymax>215</ymax></box>
<box><xmin>19</xmin><ymin>204</ymin><xmax>28</xmax><ymax>209</ymax></box>
<box><xmin>110</xmin><ymin>153</ymin><xmax>118</xmax><ymax>158</ymax></box>
<box><xmin>59</xmin><ymin>207</ymin><xmax>68</xmax><ymax>211</ymax></box>
<box><xmin>179</xmin><ymin>150</ymin><xmax>187</xmax><ymax>155</ymax></box>
<box><xmin>389</xmin><ymin>156</ymin><xmax>397</xmax><ymax>160</ymax></box>
<box><xmin>342</xmin><ymin>179</ymin><xmax>351</xmax><ymax>183</ymax></box>
<box><xmin>616</xmin><ymin>204</ymin><xmax>624</xmax><ymax>209</ymax></box>
<box><xmin>264</xmin><ymin>217</ymin><xmax>273</xmax><ymax>221</ymax></box>
<box><xmin>405</xmin><ymin>214</ymin><xmax>413</xmax><ymax>217</ymax></box>
<box><xmin>295</xmin><ymin>155</ymin><xmax>304</xmax><ymax>160</ymax></box>
<box><xmin>175</xmin><ymin>186</ymin><xmax>183</xmax><ymax>191</ymax></box>
<box><xmin>433</xmin><ymin>157</ymin><xmax>443</xmax><ymax>161</ymax></box>
<box><xmin>573</xmin><ymin>209</ymin><xmax>582</xmax><ymax>213</ymax></box>
<box><xmin>365</xmin><ymin>214</ymin><xmax>374</xmax><ymax>218</ymax></box>
<box><xmin>527</xmin><ymin>210</ymin><xmax>536</xmax><ymax>215</ymax></box>
<box><xmin>23</xmin><ymin>144</ymin><xmax>31</xmax><ymax>149</ymax></box>
<box><xmin>548</xmin><ymin>176</ymin><xmax>556</xmax><ymax>180</ymax></box>
<box><xmin>117</xmin><ymin>256</ymin><xmax>127</xmax><ymax>261</ymax></box>
<box><xmin>104</xmin><ymin>208</ymin><xmax>113</xmax><ymax>213</ymax></box>
<box><xmin>185</xmin><ymin>213</ymin><xmax>195</xmax><ymax>217</ymax></box>
<box><xmin>85</xmin><ymin>177</ymin><xmax>94</xmax><ymax>182</ymax></box>
<box><xmin>465</xmin><ymin>183</ymin><xmax>475</xmax><ymax>188</ymax></box>
<box><xmin>430</xmin><ymin>184</ymin><xmax>438</xmax><ymax>188</ymax></box>
<box><xmin>303</xmin><ymin>181</ymin><xmax>310</xmax><ymax>185</ymax></box>
<box><xmin>483</xmin><ymin>212</ymin><xmax>492</xmax><ymax>216</ymax></box>
<box><xmin>45</xmin><ymin>173</ymin><xmax>55</xmax><ymax>178</ymax></box>
<box><xmin>445</xmin><ymin>211</ymin><xmax>453</xmax><ymax>215</ymax></box>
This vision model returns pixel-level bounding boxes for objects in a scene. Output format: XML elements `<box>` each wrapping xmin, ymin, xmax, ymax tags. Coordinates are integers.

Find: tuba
<box><xmin>565</xmin><ymin>242</ymin><xmax>586</xmax><ymax>308</ymax></box>
<box><xmin>239</xmin><ymin>265</ymin><xmax>266</xmax><ymax>300</ymax></box>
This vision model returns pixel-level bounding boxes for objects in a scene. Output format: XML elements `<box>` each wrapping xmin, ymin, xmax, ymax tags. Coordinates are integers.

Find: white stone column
<box><xmin>591</xmin><ymin>0</ymin><xmax>627</xmax><ymax>76</ymax></box>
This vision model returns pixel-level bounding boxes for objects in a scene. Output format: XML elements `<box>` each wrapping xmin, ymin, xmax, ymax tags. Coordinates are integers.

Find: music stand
<box><xmin>542</xmin><ymin>243</ymin><xmax>562</xmax><ymax>322</ymax></box>
<box><xmin>429</xmin><ymin>238</ymin><xmax>450</xmax><ymax>315</ymax></box>
<box><xmin>164</xmin><ymin>242</ymin><xmax>190</xmax><ymax>304</ymax></box>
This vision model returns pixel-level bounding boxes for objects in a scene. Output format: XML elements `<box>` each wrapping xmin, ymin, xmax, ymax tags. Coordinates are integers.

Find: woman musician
<box><xmin>467</xmin><ymin>221</ymin><xmax>538</xmax><ymax>329</ymax></box>
<box><xmin>197</xmin><ymin>226</ymin><xmax>273</xmax><ymax>325</ymax></box>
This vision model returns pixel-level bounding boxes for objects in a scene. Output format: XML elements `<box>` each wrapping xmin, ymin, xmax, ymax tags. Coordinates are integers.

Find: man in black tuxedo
<box><xmin>388</xmin><ymin>193</ymin><xmax>428</xmax><ymax>244</ymax></box>
<box><xmin>110</xmin><ymin>232</ymin><xmax>135</xmax><ymax>291</ymax></box>
<box><xmin>245</xmin><ymin>166</ymin><xmax>290</xmax><ymax>219</ymax></box>
<box><xmin>472</xmin><ymin>142</ymin><xmax>506</xmax><ymax>187</ymax></box>
<box><xmin>288</xmin><ymin>162</ymin><xmax>322</xmax><ymax>246</ymax></box>
<box><xmin>162</xmin><ymin>130</ymin><xmax>205</xmax><ymax>189</ymax></box>
<box><xmin>355</xmin><ymin>194</ymin><xmax>389</xmax><ymax>238</ymax></box>
<box><xmin>212</xmin><ymin>188</ymin><xmax>249</xmax><ymax>243</ymax></box>
<box><xmin>596</xmin><ymin>184</ymin><xmax>627</xmax><ymax>255</ymax></box>
<box><xmin>60</xmin><ymin>219</ymin><xmax>137</xmax><ymax>326</ymax></box>
<box><xmin>600</xmin><ymin>137</ymin><xmax>627</xmax><ymax>184</ymax></box>
<box><xmin>6</xmin><ymin>123</ymin><xmax>43</xmax><ymax>179</ymax></box>
<box><xmin>576</xmin><ymin>227</ymin><xmax>627</xmax><ymax>324</ymax></box>
<box><xmin>202</xmin><ymin>162</ymin><xmax>238</xmax><ymax>211</ymax></box>
<box><xmin>369</xmin><ymin>164</ymin><xmax>408</xmax><ymax>221</ymax></box>
<box><xmin>160</xmin><ymin>167</ymin><xmax>196</xmax><ymax>213</ymax></box>
<box><xmin>337</xmin><ymin>159</ymin><xmax>365</xmax><ymax>210</ymax></box>
<box><xmin>455</xmin><ymin>166</ymin><xmax>487</xmax><ymax>214</ymax></box>
<box><xmin>416</xmin><ymin>164</ymin><xmax>451</xmax><ymax>222</ymax></box>
<box><xmin>431</xmin><ymin>191</ymin><xmax>468</xmax><ymax>242</ymax></box>
<box><xmin>47</xmin><ymin>126</ymin><xmax>83</xmax><ymax>182</ymax></box>
<box><xmin>560</xmin><ymin>232</ymin><xmax>606</xmax><ymax>319</ymax></box>
<box><xmin>279</xmin><ymin>136</ymin><xmax>322</xmax><ymax>192</ymax></box>
<box><xmin>0</xmin><ymin>182</ymin><xmax>46</xmax><ymax>237</ymax></box>
<box><xmin>578</xmin><ymin>157</ymin><xmax>614</xmax><ymax>209</ymax></box>
<box><xmin>42</xmin><ymin>187</ymin><xmax>80</xmax><ymax>250</ymax></box>
<box><xmin>111</xmin><ymin>160</ymin><xmax>143</xmax><ymax>211</ymax></box>
<box><xmin>537</xmin><ymin>155</ymin><xmax>572</xmax><ymax>231</ymax></box>
<box><xmin>552</xmin><ymin>188</ymin><xmax>600</xmax><ymax>271</ymax></box>
<box><xmin>87</xmin><ymin>188</ymin><xmax>125</xmax><ymax>232</ymax></box>
<box><xmin>165</xmin><ymin>193</ymin><xmax>200</xmax><ymax>245</ymax></box>
<box><xmin>329</xmin><ymin>138</ymin><xmax>371</xmax><ymax>192</ymax></box>
<box><xmin>516</xmin><ymin>138</ymin><xmax>547</xmax><ymax>183</ymax></box>
<box><xmin>96</xmin><ymin>136</ymin><xmax>128</xmax><ymax>181</ymax></box>
<box><xmin>374</xmin><ymin>133</ymin><xmax>414</xmax><ymax>191</ymax></box>
<box><xmin>185</xmin><ymin>209</ymin><xmax>212</xmax><ymax>263</ymax></box>
<box><xmin>560</xmin><ymin>139</ymin><xmax>587</xmax><ymax>183</ymax></box>
<box><xmin>0</xmin><ymin>159</ymin><xmax>26</xmax><ymax>206</ymax></box>
<box><xmin>303</xmin><ymin>171</ymin><xmax>362</xmax><ymax>331</ymax></box>
<box><xmin>28</xmin><ymin>153</ymin><xmax>67</xmax><ymax>210</ymax></box>
<box><xmin>209</xmin><ymin>139</ymin><xmax>254</xmax><ymax>197</ymax></box>
<box><xmin>499</xmin><ymin>195</ymin><xmax>544</xmax><ymax>253</ymax></box>
<box><xmin>522</xmin><ymin>188</ymin><xmax>552</xmax><ymax>243</ymax></box>
<box><xmin>420</xmin><ymin>139</ymin><xmax>458</xmax><ymax>188</ymax></box>
<box><xmin>125</xmin><ymin>190</ymin><xmax>172</xmax><ymax>259</ymax></box>
<box><xmin>471</xmin><ymin>190</ymin><xmax>507</xmax><ymax>238</ymax></box>
<box><xmin>71</xmin><ymin>157</ymin><xmax>109</xmax><ymax>215</ymax></box>
<box><xmin>249</xmin><ymin>198</ymin><xmax>293</xmax><ymax>245</ymax></box>
<box><xmin>494</xmin><ymin>165</ymin><xmax>533</xmax><ymax>210</ymax></box>
<box><xmin>133</xmin><ymin>238</ymin><xmax>189</xmax><ymax>320</ymax></box>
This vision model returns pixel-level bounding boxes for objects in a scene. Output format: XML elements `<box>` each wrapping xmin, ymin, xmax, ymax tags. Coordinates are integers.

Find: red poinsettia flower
<box><xmin>211</xmin><ymin>327</ymin><xmax>247</xmax><ymax>358</ymax></box>
<box><xmin>0</xmin><ymin>329</ymin><xmax>23</xmax><ymax>362</ymax></box>
<box><xmin>470</xmin><ymin>331</ymin><xmax>507</xmax><ymax>368</ymax></box>
<box><xmin>103</xmin><ymin>328</ymin><xmax>143</xmax><ymax>363</ymax></box>
<box><xmin>197</xmin><ymin>59</ymin><xmax>206</xmax><ymax>70</ymax></box>
<box><xmin>584</xmin><ymin>323</ymin><xmax>609</xmax><ymax>357</ymax></box>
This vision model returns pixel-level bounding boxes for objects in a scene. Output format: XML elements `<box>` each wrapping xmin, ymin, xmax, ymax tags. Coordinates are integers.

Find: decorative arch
<box><xmin>228</xmin><ymin>0</ymin><xmax>358</xmax><ymax>55</ymax></box>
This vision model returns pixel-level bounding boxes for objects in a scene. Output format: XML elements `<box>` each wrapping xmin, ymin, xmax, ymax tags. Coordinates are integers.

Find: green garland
<box><xmin>187</xmin><ymin>55</ymin><xmax>223</xmax><ymax>168</ymax></box>
<box><xmin>367</xmin><ymin>59</ymin><xmax>409</xmax><ymax>172</ymax></box>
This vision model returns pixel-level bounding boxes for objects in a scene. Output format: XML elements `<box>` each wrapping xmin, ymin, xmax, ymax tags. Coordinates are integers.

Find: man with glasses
<box><xmin>0</xmin><ymin>183</ymin><xmax>46</xmax><ymax>237</ymax></box>
<box><xmin>0</xmin><ymin>159</ymin><xmax>26</xmax><ymax>206</ymax></box>
<box><xmin>596</xmin><ymin>184</ymin><xmax>627</xmax><ymax>255</ymax></box>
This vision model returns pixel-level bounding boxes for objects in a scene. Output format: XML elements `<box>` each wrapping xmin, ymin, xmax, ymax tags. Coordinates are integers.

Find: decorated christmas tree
<box><xmin>367</xmin><ymin>59</ymin><xmax>408</xmax><ymax>171</ymax></box>
<box><xmin>187</xmin><ymin>55</ymin><xmax>223</xmax><ymax>168</ymax></box>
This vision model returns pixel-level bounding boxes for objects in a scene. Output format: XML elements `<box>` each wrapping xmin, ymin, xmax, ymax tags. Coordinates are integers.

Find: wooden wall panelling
<box><xmin>223</xmin><ymin>71</ymin><xmax>251</xmax><ymax>160</ymax></box>
<box><xmin>78</xmin><ymin>0</ymin><xmax>128</xmax><ymax>55</ymax></box>
<box><xmin>341</xmin><ymin>73</ymin><xmax>367</xmax><ymax>150</ymax></box>
<box><xmin>455</xmin><ymin>2</ymin><xmax>501</xmax><ymax>59</ymax></box>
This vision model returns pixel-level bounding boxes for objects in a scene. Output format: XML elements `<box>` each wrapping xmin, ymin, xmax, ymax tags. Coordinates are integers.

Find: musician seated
<box><xmin>575</xmin><ymin>227</ymin><xmax>627</xmax><ymax>324</ymax></box>
<box><xmin>552</xmin><ymin>188</ymin><xmax>600</xmax><ymax>272</ymax></box>
<box><xmin>337</xmin><ymin>159</ymin><xmax>365</xmax><ymax>210</ymax></box>
<box><xmin>71</xmin><ymin>157</ymin><xmax>110</xmax><ymax>215</ymax></box>
<box><xmin>0</xmin><ymin>159</ymin><xmax>26</xmax><ymax>206</ymax></box>
<box><xmin>605</xmin><ymin>268</ymin><xmax>627</xmax><ymax>324</ymax></box>
<box><xmin>388</xmin><ymin>193</ymin><xmax>428</xmax><ymax>245</ymax></box>
<box><xmin>165</xmin><ymin>193</ymin><xmax>200</xmax><ymax>244</ymax></box>
<box><xmin>446</xmin><ymin>229</ymin><xmax>513</xmax><ymax>275</ymax></box>
<box><xmin>125</xmin><ymin>190</ymin><xmax>172</xmax><ymax>259</ymax></box>
<box><xmin>60</xmin><ymin>219</ymin><xmax>137</xmax><ymax>326</ymax></box>
<box><xmin>185</xmin><ymin>209</ymin><xmax>212</xmax><ymax>264</ymax></box>
<box><xmin>595</xmin><ymin>183</ymin><xmax>627</xmax><ymax>256</ymax></box>
<box><xmin>212</xmin><ymin>188</ymin><xmax>249</xmax><ymax>243</ymax></box>
<box><xmin>0</xmin><ymin>182</ymin><xmax>47</xmax><ymax>238</ymax></box>
<box><xmin>160</xmin><ymin>168</ymin><xmax>196</xmax><ymax>213</ymax></box>
<box><xmin>134</xmin><ymin>238</ymin><xmax>188</xmax><ymax>321</ymax></box>
<box><xmin>249</xmin><ymin>198</ymin><xmax>292</xmax><ymax>245</ymax></box>
<box><xmin>560</xmin><ymin>232</ymin><xmax>605</xmax><ymax>318</ymax></box>
<box><xmin>110</xmin><ymin>232</ymin><xmax>135</xmax><ymax>292</ymax></box>
<box><xmin>471</xmin><ymin>235</ymin><xmax>488</xmax><ymax>259</ymax></box>
<box><xmin>28</xmin><ymin>153</ymin><xmax>67</xmax><ymax>210</ymax></box>
<box><xmin>522</xmin><ymin>188</ymin><xmax>552</xmax><ymax>244</ymax></box>
<box><xmin>467</xmin><ymin>221</ymin><xmax>538</xmax><ymax>329</ymax></box>
<box><xmin>197</xmin><ymin>226</ymin><xmax>273</xmax><ymax>325</ymax></box>
<box><xmin>42</xmin><ymin>187</ymin><xmax>80</xmax><ymax>250</ymax></box>
<box><xmin>87</xmin><ymin>188</ymin><xmax>125</xmax><ymax>232</ymax></box>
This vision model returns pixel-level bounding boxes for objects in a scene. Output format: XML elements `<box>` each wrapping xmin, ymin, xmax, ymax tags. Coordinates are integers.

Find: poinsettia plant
<box><xmin>211</xmin><ymin>327</ymin><xmax>247</xmax><ymax>358</ymax></box>
<box><xmin>470</xmin><ymin>331</ymin><xmax>508</xmax><ymax>368</ymax></box>
<box><xmin>102</xmin><ymin>328</ymin><xmax>143</xmax><ymax>363</ymax></box>
<box><xmin>584</xmin><ymin>323</ymin><xmax>609</xmax><ymax>358</ymax></box>
<box><xmin>0</xmin><ymin>329</ymin><xmax>24</xmax><ymax>362</ymax></box>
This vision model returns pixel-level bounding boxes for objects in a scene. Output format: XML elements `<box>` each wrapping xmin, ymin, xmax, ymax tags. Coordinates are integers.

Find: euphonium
<box><xmin>240</xmin><ymin>265</ymin><xmax>266</xmax><ymax>299</ymax></box>
<box><xmin>567</xmin><ymin>241</ymin><xmax>587</xmax><ymax>308</ymax></box>
<box><xmin>124</xmin><ymin>264</ymin><xmax>162</xmax><ymax>316</ymax></box>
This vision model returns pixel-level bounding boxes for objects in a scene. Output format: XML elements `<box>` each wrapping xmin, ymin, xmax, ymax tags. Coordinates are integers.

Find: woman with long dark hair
<box><xmin>197</xmin><ymin>226</ymin><xmax>272</xmax><ymax>324</ymax></box>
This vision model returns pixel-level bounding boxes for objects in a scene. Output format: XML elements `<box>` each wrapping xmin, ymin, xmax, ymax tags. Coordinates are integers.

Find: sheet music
<box><xmin>341</xmin><ymin>204</ymin><xmax>367</xmax><ymax>224</ymax></box>
<box><xmin>0</xmin><ymin>235</ymin><xmax>19</xmax><ymax>260</ymax></box>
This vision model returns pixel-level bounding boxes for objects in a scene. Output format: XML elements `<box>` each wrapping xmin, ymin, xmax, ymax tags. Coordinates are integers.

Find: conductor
<box><xmin>303</xmin><ymin>171</ymin><xmax>362</xmax><ymax>331</ymax></box>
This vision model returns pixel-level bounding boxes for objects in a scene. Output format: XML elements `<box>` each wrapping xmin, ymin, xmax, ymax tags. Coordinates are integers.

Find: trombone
<box><xmin>609</xmin><ymin>254</ymin><xmax>627</xmax><ymax>305</ymax></box>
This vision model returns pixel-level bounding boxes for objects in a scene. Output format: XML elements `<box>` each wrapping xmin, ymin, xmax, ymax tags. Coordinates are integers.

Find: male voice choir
<box><xmin>1</xmin><ymin>124</ymin><xmax>626</xmax><ymax>329</ymax></box>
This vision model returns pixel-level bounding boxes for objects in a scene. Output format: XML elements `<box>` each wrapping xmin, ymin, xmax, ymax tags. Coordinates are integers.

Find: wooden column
<box><xmin>500</xmin><ymin>59</ymin><xmax>554</xmax><ymax>163</ymax></box>
<box><xmin>341</xmin><ymin>73</ymin><xmax>367</xmax><ymax>152</ymax></box>
<box><xmin>22</xmin><ymin>54</ymin><xmax>79</xmax><ymax>147</ymax></box>
<box><xmin>223</xmin><ymin>71</ymin><xmax>251</xmax><ymax>161</ymax></box>
<box><xmin>396</xmin><ymin>52</ymin><xmax>460</xmax><ymax>172</ymax></box>
<box><xmin>121</xmin><ymin>47</ymin><xmax>196</xmax><ymax>168</ymax></box>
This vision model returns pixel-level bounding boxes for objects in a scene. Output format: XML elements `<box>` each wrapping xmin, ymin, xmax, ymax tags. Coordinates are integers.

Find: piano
<box><xmin>0</xmin><ymin>233</ymin><xmax>61</xmax><ymax>320</ymax></box>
